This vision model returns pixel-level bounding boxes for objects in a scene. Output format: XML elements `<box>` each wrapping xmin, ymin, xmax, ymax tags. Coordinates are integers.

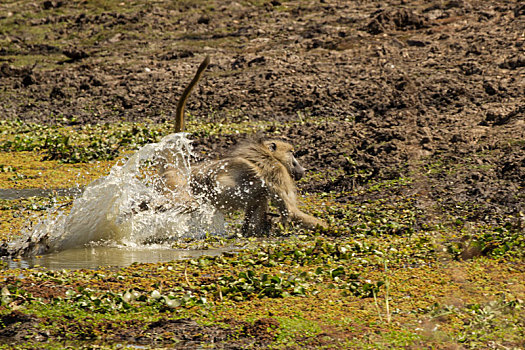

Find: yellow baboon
<box><xmin>187</xmin><ymin>139</ymin><xmax>328</xmax><ymax>235</ymax></box>
<box><xmin>160</xmin><ymin>55</ymin><xmax>327</xmax><ymax>235</ymax></box>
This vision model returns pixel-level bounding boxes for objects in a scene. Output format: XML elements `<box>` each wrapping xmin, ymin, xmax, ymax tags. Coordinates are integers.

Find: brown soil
<box><xmin>0</xmin><ymin>309</ymin><xmax>282</xmax><ymax>349</ymax></box>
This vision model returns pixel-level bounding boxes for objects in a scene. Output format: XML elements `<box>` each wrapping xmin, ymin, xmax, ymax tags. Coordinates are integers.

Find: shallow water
<box><xmin>3</xmin><ymin>245</ymin><xmax>233</xmax><ymax>270</ymax></box>
<box><xmin>5</xmin><ymin>133</ymin><xmax>227</xmax><ymax>258</ymax></box>
<box><xmin>0</xmin><ymin>187</ymin><xmax>83</xmax><ymax>200</ymax></box>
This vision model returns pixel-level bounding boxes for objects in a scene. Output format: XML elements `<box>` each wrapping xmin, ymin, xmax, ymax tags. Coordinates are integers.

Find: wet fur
<box><xmin>160</xmin><ymin>56</ymin><xmax>326</xmax><ymax>235</ymax></box>
<box><xmin>163</xmin><ymin>139</ymin><xmax>327</xmax><ymax>235</ymax></box>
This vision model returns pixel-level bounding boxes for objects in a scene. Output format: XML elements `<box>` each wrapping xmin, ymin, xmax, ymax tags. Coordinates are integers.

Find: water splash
<box><xmin>6</xmin><ymin>133</ymin><xmax>225</xmax><ymax>256</ymax></box>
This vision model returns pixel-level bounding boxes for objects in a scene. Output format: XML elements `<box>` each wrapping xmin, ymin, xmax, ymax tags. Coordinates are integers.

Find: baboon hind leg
<box><xmin>242</xmin><ymin>200</ymin><xmax>272</xmax><ymax>237</ymax></box>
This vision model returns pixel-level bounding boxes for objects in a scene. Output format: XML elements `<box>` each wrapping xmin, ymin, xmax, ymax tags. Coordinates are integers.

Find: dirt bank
<box><xmin>1</xmin><ymin>0</ymin><xmax>523</xmax><ymax>226</ymax></box>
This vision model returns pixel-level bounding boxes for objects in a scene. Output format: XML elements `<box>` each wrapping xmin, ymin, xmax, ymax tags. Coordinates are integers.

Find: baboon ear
<box><xmin>268</xmin><ymin>142</ymin><xmax>277</xmax><ymax>152</ymax></box>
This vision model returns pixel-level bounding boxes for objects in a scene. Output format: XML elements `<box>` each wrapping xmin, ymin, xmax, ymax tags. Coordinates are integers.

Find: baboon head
<box><xmin>264</xmin><ymin>140</ymin><xmax>305</xmax><ymax>181</ymax></box>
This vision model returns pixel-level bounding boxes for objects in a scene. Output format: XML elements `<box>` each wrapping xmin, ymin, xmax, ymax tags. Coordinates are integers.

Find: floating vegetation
<box><xmin>0</xmin><ymin>119</ymin><xmax>274</xmax><ymax>163</ymax></box>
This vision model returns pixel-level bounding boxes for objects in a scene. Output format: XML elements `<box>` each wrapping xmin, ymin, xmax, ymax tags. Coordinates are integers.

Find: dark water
<box><xmin>3</xmin><ymin>246</ymin><xmax>232</xmax><ymax>270</ymax></box>
<box><xmin>0</xmin><ymin>187</ymin><xmax>83</xmax><ymax>200</ymax></box>
<box><xmin>0</xmin><ymin>184</ymin><xmax>230</xmax><ymax>270</ymax></box>
<box><xmin>1</xmin><ymin>134</ymin><xmax>227</xmax><ymax>270</ymax></box>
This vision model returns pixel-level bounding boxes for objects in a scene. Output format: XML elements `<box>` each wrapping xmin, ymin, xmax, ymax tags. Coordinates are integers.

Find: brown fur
<box><xmin>175</xmin><ymin>55</ymin><xmax>210</xmax><ymax>133</ymax></box>
<box><xmin>156</xmin><ymin>56</ymin><xmax>209</xmax><ymax>200</ymax></box>
<box><xmin>160</xmin><ymin>55</ymin><xmax>326</xmax><ymax>235</ymax></box>
<box><xmin>163</xmin><ymin>139</ymin><xmax>327</xmax><ymax>235</ymax></box>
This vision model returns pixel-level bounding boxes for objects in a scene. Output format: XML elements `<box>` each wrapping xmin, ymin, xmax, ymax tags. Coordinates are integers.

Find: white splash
<box><xmin>12</xmin><ymin>133</ymin><xmax>225</xmax><ymax>256</ymax></box>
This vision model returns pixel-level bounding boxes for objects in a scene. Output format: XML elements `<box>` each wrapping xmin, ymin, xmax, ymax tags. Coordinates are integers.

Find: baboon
<box><xmin>188</xmin><ymin>139</ymin><xmax>327</xmax><ymax>235</ymax></box>
<box><xmin>160</xmin><ymin>56</ymin><xmax>327</xmax><ymax>235</ymax></box>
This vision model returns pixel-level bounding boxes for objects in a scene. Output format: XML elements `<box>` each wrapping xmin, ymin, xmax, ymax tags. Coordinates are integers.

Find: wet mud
<box><xmin>0</xmin><ymin>310</ymin><xmax>279</xmax><ymax>349</ymax></box>
<box><xmin>3</xmin><ymin>0</ymin><xmax>522</xmax><ymax>226</ymax></box>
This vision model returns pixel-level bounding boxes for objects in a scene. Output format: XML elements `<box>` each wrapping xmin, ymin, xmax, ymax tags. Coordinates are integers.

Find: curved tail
<box><xmin>175</xmin><ymin>56</ymin><xmax>210</xmax><ymax>133</ymax></box>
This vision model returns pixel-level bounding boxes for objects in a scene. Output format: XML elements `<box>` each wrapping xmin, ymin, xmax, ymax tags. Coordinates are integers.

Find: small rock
<box><xmin>406</xmin><ymin>39</ymin><xmax>427</xmax><ymax>47</ymax></box>
<box><xmin>63</xmin><ymin>48</ymin><xmax>89</xmax><ymax>61</ymax></box>
<box><xmin>197</xmin><ymin>16</ymin><xmax>210</xmax><ymax>25</ymax></box>
<box><xmin>483</xmin><ymin>82</ymin><xmax>497</xmax><ymax>96</ymax></box>
<box><xmin>50</xmin><ymin>86</ymin><xmax>65</xmax><ymax>99</ymax></box>
<box><xmin>22</xmin><ymin>74</ymin><xmax>36</xmax><ymax>87</ymax></box>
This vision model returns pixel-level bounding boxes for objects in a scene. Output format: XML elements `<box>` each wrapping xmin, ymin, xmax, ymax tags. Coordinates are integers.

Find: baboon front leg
<box><xmin>275</xmin><ymin>195</ymin><xmax>327</xmax><ymax>230</ymax></box>
<box><xmin>289</xmin><ymin>208</ymin><xmax>327</xmax><ymax>230</ymax></box>
<box><xmin>242</xmin><ymin>199</ymin><xmax>272</xmax><ymax>237</ymax></box>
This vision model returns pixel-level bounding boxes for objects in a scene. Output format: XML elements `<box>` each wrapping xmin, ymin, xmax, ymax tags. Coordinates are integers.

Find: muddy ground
<box><xmin>0</xmin><ymin>0</ymin><xmax>524</xmax><ymax>348</ymax></box>
<box><xmin>0</xmin><ymin>309</ymin><xmax>279</xmax><ymax>349</ymax></box>
<box><xmin>1</xmin><ymin>0</ymin><xmax>523</xmax><ymax>226</ymax></box>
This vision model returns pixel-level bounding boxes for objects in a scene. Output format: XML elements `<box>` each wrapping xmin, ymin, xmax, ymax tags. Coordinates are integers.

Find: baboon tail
<box><xmin>175</xmin><ymin>56</ymin><xmax>210</xmax><ymax>133</ymax></box>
